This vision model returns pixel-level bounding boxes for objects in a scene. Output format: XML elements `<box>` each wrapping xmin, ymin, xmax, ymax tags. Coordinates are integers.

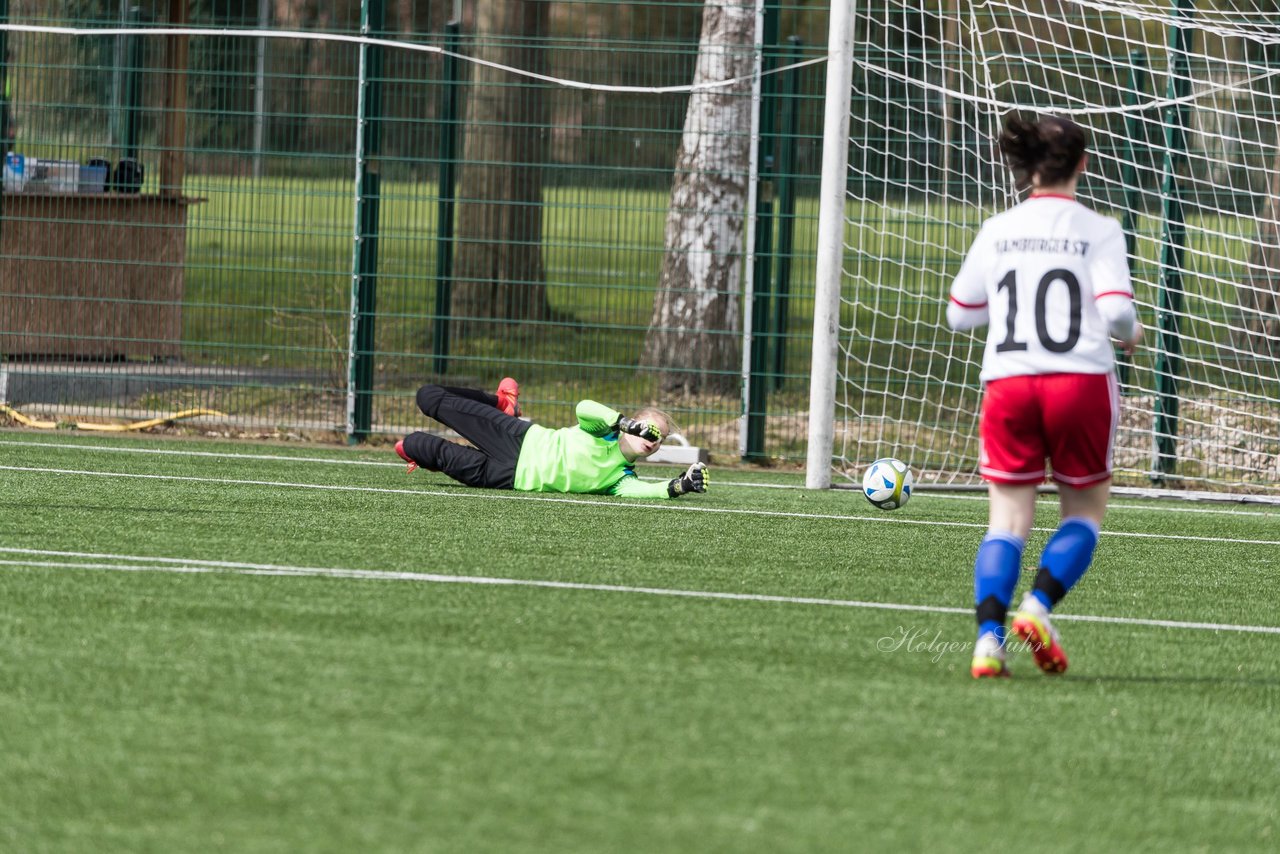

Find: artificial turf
<box><xmin>2</xmin><ymin>430</ymin><xmax>1277</xmax><ymax>852</ymax></box>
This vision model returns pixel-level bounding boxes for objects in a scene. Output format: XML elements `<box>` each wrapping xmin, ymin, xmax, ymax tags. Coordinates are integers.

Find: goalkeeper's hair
<box><xmin>635</xmin><ymin>406</ymin><xmax>679</xmax><ymax>437</ymax></box>
<box><xmin>999</xmin><ymin>114</ymin><xmax>1088</xmax><ymax>189</ymax></box>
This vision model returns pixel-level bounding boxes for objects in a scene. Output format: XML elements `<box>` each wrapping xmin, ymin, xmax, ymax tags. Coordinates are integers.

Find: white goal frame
<box><xmin>806</xmin><ymin>0</ymin><xmax>1280</xmax><ymax>502</ymax></box>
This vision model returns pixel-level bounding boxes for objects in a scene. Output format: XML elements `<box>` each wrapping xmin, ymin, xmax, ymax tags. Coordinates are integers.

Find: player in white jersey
<box><xmin>946</xmin><ymin>115</ymin><xmax>1143</xmax><ymax>679</ymax></box>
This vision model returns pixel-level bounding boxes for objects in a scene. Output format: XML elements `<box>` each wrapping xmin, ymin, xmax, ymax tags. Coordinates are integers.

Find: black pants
<box><xmin>402</xmin><ymin>385</ymin><xmax>532</xmax><ymax>489</ymax></box>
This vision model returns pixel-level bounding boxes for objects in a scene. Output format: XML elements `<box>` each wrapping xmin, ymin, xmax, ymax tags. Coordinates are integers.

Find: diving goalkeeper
<box><xmin>395</xmin><ymin>380</ymin><xmax>709</xmax><ymax>499</ymax></box>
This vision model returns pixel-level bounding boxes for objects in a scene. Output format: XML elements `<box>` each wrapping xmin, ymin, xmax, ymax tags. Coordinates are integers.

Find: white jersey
<box><xmin>947</xmin><ymin>194</ymin><xmax>1135</xmax><ymax>381</ymax></box>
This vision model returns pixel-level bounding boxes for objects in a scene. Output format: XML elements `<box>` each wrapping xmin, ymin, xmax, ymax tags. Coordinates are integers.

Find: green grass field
<box><xmin>2</xmin><ymin>429</ymin><xmax>1278</xmax><ymax>852</ymax></box>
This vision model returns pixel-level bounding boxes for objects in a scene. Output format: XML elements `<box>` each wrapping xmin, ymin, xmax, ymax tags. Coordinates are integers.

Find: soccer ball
<box><xmin>861</xmin><ymin>458</ymin><xmax>913</xmax><ymax>510</ymax></box>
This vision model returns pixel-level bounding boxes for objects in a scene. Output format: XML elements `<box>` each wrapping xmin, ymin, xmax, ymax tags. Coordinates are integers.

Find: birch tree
<box><xmin>642</xmin><ymin>0</ymin><xmax>756</xmax><ymax>396</ymax></box>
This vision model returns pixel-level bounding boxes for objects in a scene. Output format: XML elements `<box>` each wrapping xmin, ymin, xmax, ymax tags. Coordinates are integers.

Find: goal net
<box><xmin>810</xmin><ymin>0</ymin><xmax>1280</xmax><ymax>499</ymax></box>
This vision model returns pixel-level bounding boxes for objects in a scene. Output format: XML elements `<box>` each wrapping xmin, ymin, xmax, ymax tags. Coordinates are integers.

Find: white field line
<box><xmin>2</xmin><ymin>438</ymin><xmax>1278</xmax><ymax>518</ymax></box>
<box><xmin>0</xmin><ymin>438</ymin><xmax>405</xmax><ymax>468</ymax></box>
<box><xmin>1</xmin><ymin>546</ymin><xmax>1278</xmax><ymax>636</ymax></box>
<box><xmin>3</xmin><ymin>463</ymin><xmax>1279</xmax><ymax>547</ymax></box>
<box><xmin>0</xmin><ymin>463</ymin><xmax>983</xmax><ymax>529</ymax></box>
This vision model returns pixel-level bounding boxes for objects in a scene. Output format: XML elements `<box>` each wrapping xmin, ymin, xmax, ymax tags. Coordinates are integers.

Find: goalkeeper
<box><xmin>395</xmin><ymin>381</ymin><xmax>709</xmax><ymax>499</ymax></box>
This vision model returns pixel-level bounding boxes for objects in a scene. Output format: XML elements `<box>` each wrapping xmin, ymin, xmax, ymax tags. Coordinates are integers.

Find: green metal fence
<box><xmin>0</xmin><ymin>0</ymin><xmax>830</xmax><ymax>462</ymax></box>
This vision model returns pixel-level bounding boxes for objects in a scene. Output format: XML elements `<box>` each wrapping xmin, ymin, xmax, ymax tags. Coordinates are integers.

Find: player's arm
<box><xmin>947</xmin><ymin>229</ymin><xmax>991</xmax><ymax>331</ymax></box>
<box><xmin>609</xmin><ymin>474</ymin><xmax>673</xmax><ymax>499</ymax></box>
<box><xmin>576</xmin><ymin>400</ymin><xmax>624</xmax><ymax>437</ymax></box>
<box><xmin>575</xmin><ymin>400</ymin><xmax>663</xmax><ymax>442</ymax></box>
<box><xmin>610</xmin><ymin>463</ymin><xmax>709</xmax><ymax>500</ymax></box>
<box><xmin>1092</xmin><ymin>226</ymin><xmax>1142</xmax><ymax>351</ymax></box>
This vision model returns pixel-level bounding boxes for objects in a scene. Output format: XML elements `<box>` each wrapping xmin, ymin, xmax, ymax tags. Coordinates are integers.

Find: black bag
<box><xmin>114</xmin><ymin>158</ymin><xmax>144</xmax><ymax>193</ymax></box>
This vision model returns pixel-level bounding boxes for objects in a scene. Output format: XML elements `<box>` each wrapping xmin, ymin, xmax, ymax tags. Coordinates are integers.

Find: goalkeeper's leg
<box><xmin>432</xmin><ymin>384</ymin><xmax>500</xmax><ymax>408</ymax></box>
<box><xmin>424</xmin><ymin>380</ymin><xmax>520</xmax><ymax>416</ymax></box>
<box><xmin>400</xmin><ymin>431</ymin><xmax>515</xmax><ymax>489</ymax></box>
<box><xmin>416</xmin><ymin>384</ymin><xmax>529</xmax><ymax>460</ymax></box>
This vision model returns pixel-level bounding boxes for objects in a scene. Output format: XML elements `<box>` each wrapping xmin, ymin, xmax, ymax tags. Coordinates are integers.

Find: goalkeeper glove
<box><xmin>667</xmin><ymin>462</ymin><xmax>709</xmax><ymax>498</ymax></box>
<box><xmin>616</xmin><ymin>416</ymin><xmax>663</xmax><ymax>443</ymax></box>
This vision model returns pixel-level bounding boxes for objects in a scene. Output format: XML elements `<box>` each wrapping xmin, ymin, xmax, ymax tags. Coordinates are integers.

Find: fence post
<box><xmin>1</xmin><ymin>0</ymin><xmax>9</xmax><ymax>240</ymax></box>
<box><xmin>346</xmin><ymin>0</ymin><xmax>385</xmax><ymax>442</ymax></box>
<box><xmin>771</xmin><ymin>34</ymin><xmax>802</xmax><ymax>390</ymax></box>
<box><xmin>160</xmin><ymin>0</ymin><xmax>188</xmax><ymax>200</ymax></box>
<box><xmin>1118</xmin><ymin>49</ymin><xmax>1150</xmax><ymax>391</ymax></box>
<box><xmin>432</xmin><ymin>19</ymin><xmax>462</xmax><ymax>376</ymax></box>
<box><xmin>0</xmin><ymin>0</ymin><xmax>9</xmax><ymax>151</ymax></box>
<box><xmin>253</xmin><ymin>0</ymin><xmax>268</xmax><ymax>180</ymax></box>
<box><xmin>1152</xmin><ymin>0</ymin><xmax>1194</xmax><ymax>482</ymax></box>
<box><xmin>122</xmin><ymin>5</ymin><xmax>144</xmax><ymax>162</ymax></box>
<box><xmin>745</xmin><ymin>0</ymin><xmax>780</xmax><ymax>461</ymax></box>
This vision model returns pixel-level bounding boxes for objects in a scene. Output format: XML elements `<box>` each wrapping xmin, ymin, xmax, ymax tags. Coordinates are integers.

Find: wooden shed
<box><xmin>0</xmin><ymin>0</ymin><xmax>195</xmax><ymax>360</ymax></box>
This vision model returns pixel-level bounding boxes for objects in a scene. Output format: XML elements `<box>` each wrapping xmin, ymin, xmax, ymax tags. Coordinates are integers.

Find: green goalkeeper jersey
<box><xmin>512</xmin><ymin>400</ymin><xmax>671</xmax><ymax>498</ymax></box>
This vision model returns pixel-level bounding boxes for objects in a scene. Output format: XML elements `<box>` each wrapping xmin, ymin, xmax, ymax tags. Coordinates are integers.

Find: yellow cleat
<box><xmin>970</xmin><ymin>633</ymin><xmax>1010</xmax><ymax>679</ymax></box>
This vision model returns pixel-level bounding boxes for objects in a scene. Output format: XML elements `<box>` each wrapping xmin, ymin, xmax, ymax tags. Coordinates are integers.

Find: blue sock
<box><xmin>974</xmin><ymin>531</ymin><xmax>1025</xmax><ymax>643</ymax></box>
<box><xmin>1031</xmin><ymin>516</ymin><xmax>1101</xmax><ymax>610</ymax></box>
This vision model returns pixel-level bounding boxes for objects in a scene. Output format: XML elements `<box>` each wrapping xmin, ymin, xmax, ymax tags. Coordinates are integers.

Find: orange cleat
<box><xmin>496</xmin><ymin>377</ymin><xmax>521</xmax><ymax>417</ymax></box>
<box><xmin>1011</xmin><ymin>596</ymin><xmax>1069</xmax><ymax>675</ymax></box>
<box><xmin>394</xmin><ymin>439</ymin><xmax>417</xmax><ymax>473</ymax></box>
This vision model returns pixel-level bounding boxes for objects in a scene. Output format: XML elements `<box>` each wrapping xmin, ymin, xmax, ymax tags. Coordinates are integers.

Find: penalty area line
<box><xmin>4</xmin><ymin>439</ymin><xmax>1279</xmax><ymax>516</ymax></box>
<box><xmin>4</xmin><ymin>464</ymin><xmax>1280</xmax><ymax>546</ymax></box>
<box><xmin>0</xmin><ymin>463</ymin><xmax>984</xmax><ymax>529</ymax></box>
<box><xmin>1</xmin><ymin>546</ymin><xmax>1279</xmax><ymax>636</ymax></box>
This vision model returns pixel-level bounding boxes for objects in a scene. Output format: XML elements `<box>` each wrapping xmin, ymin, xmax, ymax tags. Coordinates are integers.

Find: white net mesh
<box><xmin>833</xmin><ymin>0</ymin><xmax>1280</xmax><ymax>497</ymax></box>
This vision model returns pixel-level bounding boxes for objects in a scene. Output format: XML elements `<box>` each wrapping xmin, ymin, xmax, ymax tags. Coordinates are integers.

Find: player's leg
<box><xmin>416</xmin><ymin>384</ymin><xmax>529</xmax><ymax>456</ymax></box>
<box><xmin>972</xmin><ymin>483</ymin><xmax>1036</xmax><ymax>678</ymax></box>
<box><xmin>495</xmin><ymin>377</ymin><xmax>521</xmax><ymax>416</ymax></box>
<box><xmin>1031</xmin><ymin>372</ymin><xmax>1116</xmax><ymax>606</ymax></box>
<box><xmin>971</xmin><ymin>376</ymin><xmax>1045</xmax><ymax>678</ymax></box>
<box><xmin>430</xmin><ymin>379</ymin><xmax>521</xmax><ymax>417</ymax></box>
<box><xmin>399</xmin><ymin>431</ymin><xmax>514</xmax><ymax>489</ymax></box>
<box><xmin>406</xmin><ymin>385</ymin><xmax>531</xmax><ymax>486</ymax></box>
<box><xmin>1033</xmin><ymin>482</ymin><xmax>1108</xmax><ymax>608</ymax></box>
<box><xmin>1011</xmin><ymin>372</ymin><xmax>1118</xmax><ymax>674</ymax></box>
<box><xmin>1009</xmin><ymin>482</ymin><xmax>1108</xmax><ymax>674</ymax></box>
<box><xmin>1058</xmin><ymin>479</ymin><xmax>1110</xmax><ymax>524</ymax></box>
<box><xmin>436</xmin><ymin>385</ymin><xmax>501</xmax><ymax>407</ymax></box>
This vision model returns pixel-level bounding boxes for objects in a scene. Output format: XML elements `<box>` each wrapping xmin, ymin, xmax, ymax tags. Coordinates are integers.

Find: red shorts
<box><xmin>979</xmin><ymin>372</ymin><xmax>1119</xmax><ymax>488</ymax></box>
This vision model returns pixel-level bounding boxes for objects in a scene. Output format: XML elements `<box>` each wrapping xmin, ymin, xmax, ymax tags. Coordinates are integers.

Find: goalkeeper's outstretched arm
<box><xmin>666</xmin><ymin>461</ymin><xmax>708</xmax><ymax>497</ymax></box>
<box><xmin>610</xmin><ymin>462</ymin><xmax>710</xmax><ymax>500</ymax></box>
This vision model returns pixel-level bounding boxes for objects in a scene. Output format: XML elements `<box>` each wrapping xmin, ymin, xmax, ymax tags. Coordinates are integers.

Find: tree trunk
<box><xmin>643</xmin><ymin>0</ymin><xmax>755</xmax><ymax>396</ymax></box>
<box><xmin>1238</xmin><ymin>150</ymin><xmax>1280</xmax><ymax>360</ymax></box>
<box><xmin>452</xmin><ymin>0</ymin><xmax>555</xmax><ymax>334</ymax></box>
<box><xmin>271</xmin><ymin>1</ymin><xmax>317</xmax><ymax>155</ymax></box>
<box><xmin>1233</xmin><ymin>39</ymin><xmax>1280</xmax><ymax>363</ymax></box>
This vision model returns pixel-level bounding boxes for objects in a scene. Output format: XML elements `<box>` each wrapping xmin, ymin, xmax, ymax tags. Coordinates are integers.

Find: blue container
<box><xmin>79</xmin><ymin>163</ymin><xmax>109</xmax><ymax>193</ymax></box>
<box><xmin>3</xmin><ymin>152</ymin><xmax>27</xmax><ymax>192</ymax></box>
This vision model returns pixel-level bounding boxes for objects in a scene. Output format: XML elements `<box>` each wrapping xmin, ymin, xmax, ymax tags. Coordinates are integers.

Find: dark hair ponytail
<box><xmin>999</xmin><ymin>115</ymin><xmax>1088</xmax><ymax>188</ymax></box>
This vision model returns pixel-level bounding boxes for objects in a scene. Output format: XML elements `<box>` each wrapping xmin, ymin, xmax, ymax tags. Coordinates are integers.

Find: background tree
<box><xmin>452</xmin><ymin>0</ymin><xmax>556</xmax><ymax>334</ymax></box>
<box><xmin>1232</xmin><ymin>31</ymin><xmax>1280</xmax><ymax>360</ymax></box>
<box><xmin>643</xmin><ymin>0</ymin><xmax>756</xmax><ymax>395</ymax></box>
<box><xmin>1238</xmin><ymin>163</ymin><xmax>1280</xmax><ymax>361</ymax></box>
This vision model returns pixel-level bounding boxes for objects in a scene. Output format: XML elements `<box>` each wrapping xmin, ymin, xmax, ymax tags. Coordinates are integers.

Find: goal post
<box><xmin>807</xmin><ymin>0</ymin><xmax>1280</xmax><ymax>501</ymax></box>
<box><xmin>804</xmin><ymin>0</ymin><xmax>856</xmax><ymax>490</ymax></box>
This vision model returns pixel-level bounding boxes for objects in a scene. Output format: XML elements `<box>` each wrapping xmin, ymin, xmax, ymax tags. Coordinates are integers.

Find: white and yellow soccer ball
<box><xmin>861</xmin><ymin>458</ymin><xmax>913</xmax><ymax>510</ymax></box>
